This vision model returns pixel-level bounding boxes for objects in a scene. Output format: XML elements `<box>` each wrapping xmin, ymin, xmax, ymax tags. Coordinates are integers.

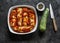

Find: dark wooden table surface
<box><xmin>0</xmin><ymin>0</ymin><xmax>60</xmax><ymax>43</ymax></box>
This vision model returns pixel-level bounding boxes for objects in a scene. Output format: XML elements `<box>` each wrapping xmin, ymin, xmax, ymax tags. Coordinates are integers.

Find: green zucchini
<box><xmin>39</xmin><ymin>8</ymin><xmax>49</xmax><ymax>32</ymax></box>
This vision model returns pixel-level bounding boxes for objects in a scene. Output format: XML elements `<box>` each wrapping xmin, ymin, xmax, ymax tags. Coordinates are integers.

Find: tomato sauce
<box><xmin>9</xmin><ymin>7</ymin><xmax>36</xmax><ymax>33</ymax></box>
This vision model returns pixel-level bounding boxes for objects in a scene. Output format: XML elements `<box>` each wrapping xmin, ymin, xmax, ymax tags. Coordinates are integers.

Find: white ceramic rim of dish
<box><xmin>7</xmin><ymin>5</ymin><xmax>38</xmax><ymax>35</ymax></box>
<box><xmin>36</xmin><ymin>2</ymin><xmax>45</xmax><ymax>11</ymax></box>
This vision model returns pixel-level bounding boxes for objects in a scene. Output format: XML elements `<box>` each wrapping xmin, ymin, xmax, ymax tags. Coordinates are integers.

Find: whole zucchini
<box><xmin>40</xmin><ymin>8</ymin><xmax>49</xmax><ymax>32</ymax></box>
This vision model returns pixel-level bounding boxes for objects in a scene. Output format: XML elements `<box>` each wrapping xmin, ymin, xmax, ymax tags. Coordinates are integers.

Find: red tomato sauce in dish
<box><xmin>9</xmin><ymin>7</ymin><xmax>36</xmax><ymax>33</ymax></box>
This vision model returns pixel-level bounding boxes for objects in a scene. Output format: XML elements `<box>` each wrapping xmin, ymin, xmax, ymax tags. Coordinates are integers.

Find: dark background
<box><xmin>0</xmin><ymin>0</ymin><xmax>60</xmax><ymax>43</ymax></box>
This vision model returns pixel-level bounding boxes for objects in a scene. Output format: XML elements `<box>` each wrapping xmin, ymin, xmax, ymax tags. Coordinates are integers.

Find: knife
<box><xmin>49</xmin><ymin>3</ymin><xmax>57</xmax><ymax>32</ymax></box>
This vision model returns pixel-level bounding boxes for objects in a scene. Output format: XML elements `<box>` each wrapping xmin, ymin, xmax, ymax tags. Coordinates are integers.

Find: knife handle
<box><xmin>52</xmin><ymin>18</ymin><xmax>57</xmax><ymax>32</ymax></box>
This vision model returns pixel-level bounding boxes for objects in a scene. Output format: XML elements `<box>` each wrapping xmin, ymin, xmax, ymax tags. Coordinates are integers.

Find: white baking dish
<box><xmin>7</xmin><ymin>5</ymin><xmax>38</xmax><ymax>35</ymax></box>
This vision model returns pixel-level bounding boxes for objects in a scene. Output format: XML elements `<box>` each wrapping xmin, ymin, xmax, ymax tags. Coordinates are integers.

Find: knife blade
<box><xmin>49</xmin><ymin>3</ymin><xmax>57</xmax><ymax>32</ymax></box>
<box><xmin>49</xmin><ymin>4</ymin><xmax>54</xmax><ymax>19</ymax></box>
